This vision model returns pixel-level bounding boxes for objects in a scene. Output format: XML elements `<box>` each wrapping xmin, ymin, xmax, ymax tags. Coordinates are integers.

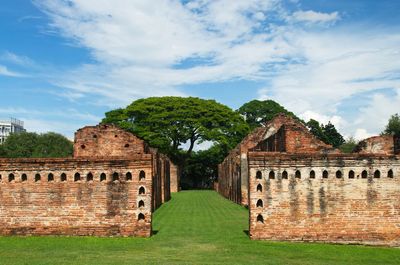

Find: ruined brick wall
<box><xmin>218</xmin><ymin>147</ymin><xmax>242</xmax><ymax>205</ymax></box>
<box><xmin>217</xmin><ymin>127</ymin><xmax>269</xmax><ymax>206</ymax></box>
<box><xmin>248</xmin><ymin>152</ymin><xmax>400</xmax><ymax>246</ymax></box>
<box><xmin>74</xmin><ymin>124</ymin><xmax>148</xmax><ymax>158</ymax></box>
<box><xmin>251</xmin><ymin>114</ymin><xmax>337</xmax><ymax>154</ymax></box>
<box><xmin>218</xmin><ymin>114</ymin><xmax>338</xmax><ymax>207</ymax></box>
<box><xmin>170</xmin><ymin>162</ymin><xmax>180</xmax><ymax>193</ymax></box>
<box><xmin>395</xmin><ymin>135</ymin><xmax>400</xmax><ymax>155</ymax></box>
<box><xmin>74</xmin><ymin>125</ymin><xmax>173</xmax><ymax>212</ymax></box>
<box><xmin>354</xmin><ymin>135</ymin><xmax>395</xmax><ymax>155</ymax></box>
<box><xmin>0</xmin><ymin>156</ymin><xmax>153</xmax><ymax>237</ymax></box>
<box><xmin>149</xmin><ymin>149</ymin><xmax>171</xmax><ymax>211</ymax></box>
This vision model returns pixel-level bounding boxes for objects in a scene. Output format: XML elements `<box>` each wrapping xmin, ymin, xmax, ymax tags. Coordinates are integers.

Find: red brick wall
<box><xmin>354</xmin><ymin>135</ymin><xmax>395</xmax><ymax>155</ymax></box>
<box><xmin>395</xmin><ymin>135</ymin><xmax>400</xmax><ymax>155</ymax></box>
<box><xmin>218</xmin><ymin>147</ymin><xmax>242</xmax><ymax>205</ymax></box>
<box><xmin>149</xmin><ymin>149</ymin><xmax>171</xmax><ymax>211</ymax></box>
<box><xmin>251</xmin><ymin>114</ymin><xmax>337</xmax><ymax>154</ymax></box>
<box><xmin>170</xmin><ymin>162</ymin><xmax>180</xmax><ymax>193</ymax></box>
<box><xmin>218</xmin><ymin>114</ymin><xmax>338</xmax><ymax>207</ymax></box>
<box><xmin>248</xmin><ymin>152</ymin><xmax>400</xmax><ymax>246</ymax></box>
<box><xmin>0</xmin><ymin>157</ymin><xmax>152</xmax><ymax>237</ymax></box>
<box><xmin>74</xmin><ymin>124</ymin><xmax>147</xmax><ymax>158</ymax></box>
<box><xmin>74</xmin><ymin>125</ymin><xmax>173</xmax><ymax>212</ymax></box>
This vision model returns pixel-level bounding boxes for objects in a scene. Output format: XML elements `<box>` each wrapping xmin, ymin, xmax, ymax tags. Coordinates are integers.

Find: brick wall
<box><xmin>395</xmin><ymin>135</ymin><xmax>400</xmax><ymax>155</ymax></box>
<box><xmin>74</xmin><ymin>125</ymin><xmax>172</xmax><ymax>212</ymax></box>
<box><xmin>74</xmin><ymin>124</ymin><xmax>147</xmax><ymax>158</ymax></box>
<box><xmin>0</xmin><ymin>124</ymin><xmax>178</xmax><ymax>237</ymax></box>
<box><xmin>248</xmin><ymin>152</ymin><xmax>400</xmax><ymax>246</ymax></box>
<box><xmin>170</xmin><ymin>162</ymin><xmax>180</xmax><ymax>193</ymax></box>
<box><xmin>218</xmin><ymin>114</ymin><xmax>338</xmax><ymax>207</ymax></box>
<box><xmin>354</xmin><ymin>135</ymin><xmax>395</xmax><ymax>155</ymax></box>
<box><xmin>0</xmin><ymin>157</ymin><xmax>152</xmax><ymax>237</ymax></box>
<box><xmin>217</xmin><ymin>148</ymin><xmax>242</xmax><ymax>205</ymax></box>
<box><xmin>150</xmin><ymin>149</ymin><xmax>171</xmax><ymax>211</ymax></box>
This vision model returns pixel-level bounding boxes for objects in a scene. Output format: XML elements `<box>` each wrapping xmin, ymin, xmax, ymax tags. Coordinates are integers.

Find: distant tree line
<box><xmin>1</xmin><ymin>97</ymin><xmax>397</xmax><ymax>189</ymax></box>
<box><xmin>0</xmin><ymin>132</ymin><xmax>73</xmax><ymax>158</ymax></box>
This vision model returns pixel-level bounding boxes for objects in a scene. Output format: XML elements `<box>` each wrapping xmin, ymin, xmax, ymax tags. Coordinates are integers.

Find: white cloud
<box><xmin>0</xmin><ymin>107</ymin><xmax>102</xmax><ymax>139</ymax></box>
<box><xmin>258</xmin><ymin>29</ymin><xmax>400</xmax><ymax>138</ymax></box>
<box><xmin>352</xmin><ymin>90</ymin><xmax>400</xmax><ymax>137</ymax></box>
<box><xmin>0</xmin><ymin>51</ymin><xmax>34</xmax><ymax>67</ymax></box>
<box><xmin>354</xmin><ymin>128</ymin><xmax>372</xmax><ymax>141</ymax></box>
<box><xmin>23</xmin><ymin>118</ymin><xmax>80</xmax><ymax>140</ymax></box>
<box><xmin>33</xmin><ymin>0</ymin><xmax>289</xmax><ymax>105</ymax></box>
<box><xmin>299</xmin><ymin>110</ymin><xmax>346</xmax><ymax>129</ymax></box>
<box><xmin>0</xmin><ymin>65</ymin><xmax>25</xmax><ymax>77</ymax></box>
<box><xmin>29</xmin><ymin>0</ymin><xmax>400</xmax><ymax>139</ymax></box>
<box><xmin>291</xmin><ymin>10</ymin><xmax>340</xmax><ymax>24</ymax></box>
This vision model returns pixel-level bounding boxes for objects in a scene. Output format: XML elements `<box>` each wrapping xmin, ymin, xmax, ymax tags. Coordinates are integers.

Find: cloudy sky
<box><xmin>0</xmin><ymin>0</ymin><xmax>399</xmax><ymax>140</ymax></box>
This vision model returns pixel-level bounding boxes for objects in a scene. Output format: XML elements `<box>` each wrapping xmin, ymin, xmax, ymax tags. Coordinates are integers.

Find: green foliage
<box><xmin>339</xmin><ymin>137</ymin><xmax>358</xmax><ymax>153</ymax></box>
<box><xmin>0</xmin><ymin>132</ymin><xmax>73</xmax><ymax>158</ymax></box>
<box><xmin>382</xmin><ymin>113</ymin><xmax>400</xmax><ymax>136</ymax></box>
<box><xmin>32</xmin><ymin>132</ymin><xmax>74</xmax><ymax>157</ymax></box>
<box><xmin>0</xmin><ymin>191</ymin><xmax>398</xmax><ymax>265</ymax></box>
<box><xmin>323</xmin><ymin>122</ymin><xmax>345</xmax><ymax>148</ymax></box>
<box><xmin>181</xmin><ymin>145</ymin><xmax>227</xmax><ymax>189</ymax></box>
<box><xmin>306</xmin><ymin>119</ymin><xmax>345</xmax><ymax>148</ymax></box>
<box><xmin>307</xmin><ymin>119</ymin><xmax>326</xmax><ymax>142</ymax></box>
<box><xmin>237</xmin><ymin>99</ymin><xmax>300</xmax><ymax>129</ymax></box>
<box><xmin>103</xmin><ymin>97</ymin><xmax>250</xmax><ymax>165</ymax></box>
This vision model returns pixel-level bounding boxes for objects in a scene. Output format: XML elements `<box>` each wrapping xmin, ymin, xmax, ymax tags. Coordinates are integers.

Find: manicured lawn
<box><xmin>0</xmin><ymin>190</ymin><xmax>398</xmax><ymax>264</ymax></box>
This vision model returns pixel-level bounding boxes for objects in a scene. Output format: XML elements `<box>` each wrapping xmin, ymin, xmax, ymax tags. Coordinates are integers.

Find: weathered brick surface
<box><xmin>395</xmin><ymin>135</ymin><xmax>400</xmax><ymax>154</ymax></box>
<box><xmin>248</xmin><ymin>153</ymin><xmax>400</xmax><ymax>246</ymax></box>
<box><xmin>220</xmin><ymin>114</ymin><xmax>400</xmax><ymax>246</ymax></box>
<box><xmin>354</xmin><ymin>135</ymin><xmax>396</xmax><ymax>155</ymax></box>
<box><xmin>170</xmin><ymin>162</ymin><xmax>180</xmax><ymax>193</ymax></box>
<box><xmin>74</xmin><ymin>124</ymin><xmax>148</xmax><ymax>158</ymax></box>
<box><xmin>0</xmin><ymin>157</ymin><xmax>152</xmax><ymax>237</ymax></box>
<box><xmin>218</xmin><ymin>114</ymin><xmax>338</xmax><ymax>207</ymax></box>
<box><xmin>75</xmin><ymin>125</ymin><xmax>172</xmax><ymax>213</ymax></box>
<box><xmin>0</xmin><ymin>124</ymin><xmax>178</xmax><ymax>237</ymax></box>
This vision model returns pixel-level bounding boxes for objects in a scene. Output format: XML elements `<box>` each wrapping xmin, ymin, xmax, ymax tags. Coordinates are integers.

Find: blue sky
<box><xmin>0</xmin><ymin>0</ymin><xmax>399</xmax><ymax>140</ymax></box>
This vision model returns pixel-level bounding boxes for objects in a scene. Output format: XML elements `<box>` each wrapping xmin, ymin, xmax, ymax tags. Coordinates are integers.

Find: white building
<box><xmin>0</xmin><ymin>118</ymin><xmax>25</xmax><ymax>144</ymax></box>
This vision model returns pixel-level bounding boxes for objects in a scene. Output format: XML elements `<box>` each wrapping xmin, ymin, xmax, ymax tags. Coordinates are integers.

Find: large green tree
<box><xmin>0</xmin><ymin>132</ymin><xmax>73</xmax><ymax>158</ymax></box>
<box><xmin>102</xmin><ymin>97</ymin><xmax>250</xmax><ymax>167</ymax></box>
<box><xmin>237</xmin><ymin>99</ymin><xmax>300</xmax><ymax>129</ymax></box>
<box><xmin>382</xmin><ymin>113</ymin><xmax>400</xmax><ymax>136</ymax></box>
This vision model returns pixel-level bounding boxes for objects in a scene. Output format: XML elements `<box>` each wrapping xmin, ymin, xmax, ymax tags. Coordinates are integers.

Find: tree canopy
<box><xmin>0</xmin><ymin>132</ymin><xmax>73</xmax><ymax>158</ymax></box>
<box><xmin>237</xmin><ymin>99</ymin><xmax>300</xmax><ymax>129</ymax></box>
<box><xmin>306</xmin><ymin>119</ymin><xmax>345</xmax><ymax>148</ymax></box>
<box><xmin>382</xmin><ymin>113</ymin><xmax>400</xmax><ymax>136</ymax></box>
<box><xmin>102</xmin><ymin>97</ymin><xmax>250</xmax><ymax>166</ymax></box>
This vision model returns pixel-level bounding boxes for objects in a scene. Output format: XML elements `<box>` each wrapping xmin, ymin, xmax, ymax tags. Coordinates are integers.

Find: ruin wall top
<box><xmin>74</xmin><ymin>124</ymin><xmax>149</xmax><ymax>158</ymax></box>
<box><xmin>354</xmin><ymin>135</ymin><xmax>397</xmax><ymax>155</ymax></box>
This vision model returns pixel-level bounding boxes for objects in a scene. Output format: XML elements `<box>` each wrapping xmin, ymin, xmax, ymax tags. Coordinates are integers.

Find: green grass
<box><xmin>0</xmin><ymin>190</ymin><xmax>398</xmax><ymax>264</ymax></box>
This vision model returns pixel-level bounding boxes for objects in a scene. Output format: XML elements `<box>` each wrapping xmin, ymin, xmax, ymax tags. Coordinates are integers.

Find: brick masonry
<box><xmin>0</xmin><ymin>157</ymin><xmax>152</xmax><ymax>237</ymax></box>
<box><xmin>0</xmin><ymin>124</ymin><xmax>180</xmax><ymax>237</ymax></box>
<box><xmin>218</xmin><ymin>114</ymin><xmax>338</xmax><ymax>207</ymax></box>
<box><xmin>248</xmin><ymin>153</ymin><xmax>400</xmax><ymax>246</ymax></box>
<box><xmin>218</xmin><ymin>114</ymin><xmax>400</xmax><ymax>246</ymax></box>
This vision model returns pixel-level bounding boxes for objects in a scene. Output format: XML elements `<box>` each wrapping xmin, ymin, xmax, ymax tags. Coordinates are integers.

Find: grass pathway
<box><xmin>0</xmin><ymin>190</ymin><xmax>399</xmax><ymax>264</ymax></box>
